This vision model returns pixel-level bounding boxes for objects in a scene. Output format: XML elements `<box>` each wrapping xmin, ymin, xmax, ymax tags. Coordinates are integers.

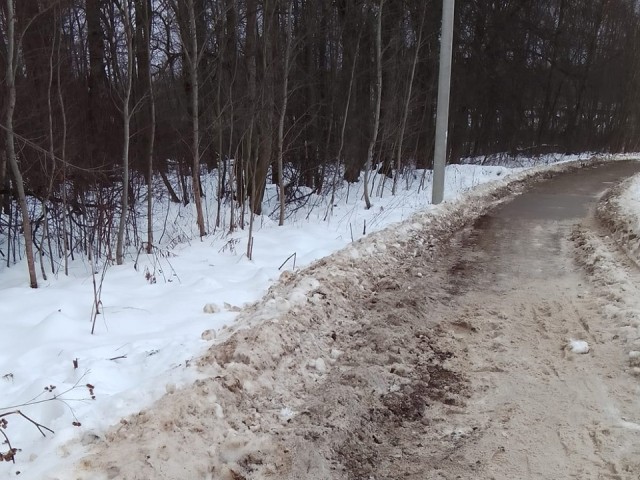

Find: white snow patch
<box><xmin>279</xmin><ymin>407</ymin><xmax>295</xmax><ymax>420</ymax></box>
<box><xmin>568</xmin><ymin>339</ymin><xmax>590</xmax><ymax>354</ymax></box>
<box><xmin>330</xmin><ymin>348</ymin><xmax>343</xmax><ymax>360</ymax></box>
<box><xmin>308</xmin><ymin>358</ymin><xmax>327</xmax><ymax>373</ymax></box>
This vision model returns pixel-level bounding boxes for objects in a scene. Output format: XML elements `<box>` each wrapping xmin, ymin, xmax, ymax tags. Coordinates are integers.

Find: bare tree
<box><xmin>0</xmin><ymin>152</ymin><xmax>5</xmax><ymax>216</ymax></box>
<box><xmin>115</xmin><ymin>0</ymin><xmax>134</xmax><ymax>265</ymax></box>
<box><xmin>4</xmin><ymin>0</ymin><xmax>38</xmax><ymax>287</ymax></box>
<box><xmin>56</xmin><ymin>9</ymin><xmax>69</xmax><ymax>276</ymax></box>
<box><xmin>178</xmin><ymin>0</ymin><xmax>207</xmax><ymax>238</ymax></box>
<box><xmin>326</xmin><ymin>34</ymin><xmax>360</xmax><ymax>220</ymax></box>
<box><xmin>392</xmin><ymin>3</ymin><xmax>424</xmax><ymax>195</ymax></box>
<box><xmin>135</xmin><ymin>0</ymin><xmax>156</xmax><ymax>253</ymax></box>
<box><xmin>277</xmin><ymin>0</ymin><xmax>293</xmax><ymax>226</ymax></box>
<box><xmin>363</xmin><ymin>0</ymin><xmax>384</xmax><ymax>210</ymax></box>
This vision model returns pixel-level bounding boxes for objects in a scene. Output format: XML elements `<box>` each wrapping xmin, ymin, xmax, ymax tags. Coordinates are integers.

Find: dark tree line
<box><xmin>452</xmin><ymin>0</ymin><xmax>640</xmax><ymax>159</ymax></box>
<box><xmin>1</xmin><ymin>0</ymin><xmax>639</xmax><ymax>285</ymax></box>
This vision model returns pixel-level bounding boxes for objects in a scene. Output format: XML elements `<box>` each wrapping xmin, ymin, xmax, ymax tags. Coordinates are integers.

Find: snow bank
<box><xmin>573</xmin><ymin>166</ymin><xmax>640</xmax><ymax>380</ymax></box>
<box><xmin>597</xmin><ymin>172</ymin><xmax>640</xmax><ymax>267</ymax></box>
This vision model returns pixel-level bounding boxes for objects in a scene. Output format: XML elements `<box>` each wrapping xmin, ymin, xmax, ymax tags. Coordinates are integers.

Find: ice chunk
<box><xmin>568</xmin><ymin>339</ymin><xmax>590</xmax><ymax>354</ymax></box>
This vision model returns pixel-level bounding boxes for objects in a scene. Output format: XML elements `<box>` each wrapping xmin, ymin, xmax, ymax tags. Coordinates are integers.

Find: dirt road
<box><xmin>72</xmin><ymin>161</ymin><xmax>640</xmax><ymax>480</ymax></box>
<box><xmin>412</xmin><ymin>161</ymin><xmax>640</xmax><ymax>479</ymax></box>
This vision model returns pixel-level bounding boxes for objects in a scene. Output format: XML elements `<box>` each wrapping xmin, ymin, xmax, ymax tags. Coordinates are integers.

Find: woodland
<box><xmin>0</xmin><ymin>0</ymin><xmax>639</xmax><ymax>287</ymax></box>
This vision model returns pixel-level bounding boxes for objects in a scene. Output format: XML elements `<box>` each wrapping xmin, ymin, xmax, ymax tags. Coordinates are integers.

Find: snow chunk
<box><xmin>201</xmin><ymin>329</ymin><xmax>217</xmax><ymax>341</ymax></box>
<box><xmin>308</xmin><ymin>357</ymin><xmax>327</xmax><ymax>373</ymax></box>
<box><xmin>628</xmin><ymin>351</ymin><xmax>640</xmax><ymax>367</ymax></box>
<box><xmin>330</xmin><ymin>348</ymin><xmax>343</xmax><ymax>359</ymax></box>
<box><xmin>568</xmin><ymin>339</ymin><xmax>590</xmax><ymax>354</ymax></box>
<box><xmin>279</xmin><ymin>407</ymin><xmax>295</xmax><ymax>420</ymax></box>
<box><xmin>223</xmin><ymin>302</ymin><xmax>242</xmax><ymax>312</ymax></box>
<box><xmin>287</xmin><ymin>276</ymin><xmax>320</xmax><ymax>305</ymax></box>
<box><xmin>203</xmin><ymin>303</ymin><xmax>221</xmax><ymax>314</ymax></box>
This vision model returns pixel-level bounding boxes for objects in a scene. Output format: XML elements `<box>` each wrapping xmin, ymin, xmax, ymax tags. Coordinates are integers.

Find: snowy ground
<box><xmin>575</xmin><ymin>169</ymin><xmax>640</xmax><ymax>374</ymax></box>
<box><xmin>601</xmin><ymin>171</ymin><xmax>640</xmax><ymax>267</ymax></box>
<box><xmin>0</xmin><ymin>153</ymin><xmax>636</xmax><ymax>478</ymax></box>
<box><xmin>65</xmin><ymin>158</ymin><xmax>640</xmax><ymax>479</ymax></box>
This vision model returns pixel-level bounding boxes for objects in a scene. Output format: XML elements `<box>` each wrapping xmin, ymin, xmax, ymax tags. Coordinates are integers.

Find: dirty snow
<box><xmin>0</xmin><ymin>154</ymin><xmax>637</xmax><ymax>478</ymax></box>
<box><xmin>64</xmin><ymin>158</ymin><xmax>640</xmax><ymax>479</ymax></box>
<box><xmin>612</xmin><ymin>172</ymin><xmax>640</xmax><ymax>266</ymax></box>
<box><xmin>574</xmin><ymin>168</ymin><xmax>640</xmax><ymax>378</ymax></box>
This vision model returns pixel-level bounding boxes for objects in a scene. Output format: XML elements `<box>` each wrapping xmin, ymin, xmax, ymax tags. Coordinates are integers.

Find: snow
<box><xmin>573</xmin><ymin>168</ymin><xmax>640</xmax><ymax>375</ymax></box>
<box><xmin>0</xmin><ymin>154</ymin><xmax>637</xmax><ymax>478</ymax></box>
<box><xmin>614</xmin><ymin>172</ymin><xmax>640</xmax><ymax>266</ymax></box>
<box><xmin>279</xmin><ymin>407</ymin><xmax>295</xmax><ymax>421</ymax></box>
<box><xmin>567</xmin><ymin>339</ymin><xmax>590</xmax><ymax>354</ymax></box>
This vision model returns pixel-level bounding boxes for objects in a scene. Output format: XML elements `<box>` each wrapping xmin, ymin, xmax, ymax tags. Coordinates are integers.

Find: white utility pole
<box><xmin>432</xmin><ymin>0</ymin><xmax>455</xmax><ymax>205</ymax></box>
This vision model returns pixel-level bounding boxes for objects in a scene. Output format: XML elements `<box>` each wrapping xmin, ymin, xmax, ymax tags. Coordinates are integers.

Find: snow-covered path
<box><xmin>56</xmin><ymin>160</ymin><xmax>640</xmax><ymax>479</ymax></box>
<box><xmin>416</xmin><ymin>161</ymin><xmax>640</xmax><ymax>478</ymax></box>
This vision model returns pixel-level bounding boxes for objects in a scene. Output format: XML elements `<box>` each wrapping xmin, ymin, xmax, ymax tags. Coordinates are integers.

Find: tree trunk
<box><xmin>0</xmin><ymin>143</ymin><xmax>5</xmax><ymax>213</ymax></box>
<box><xmin>116</xmin><ymin>1</ymin><xmax>134</xmax><ymax>265</ymax></box>
<box><xmin>5</xmin><ymin>0</ymin><xmax>38</xmax><ymax>288</ymax></box>
<box><xmin>277</xmin><ymin>1</ymin><xmax>293</xmax><ymax>226</ymax></box>
<box><xmin>43</xmin><ymin>7</ymin><xmax>59</xmax><ymax>278</ymax></box>
<box><xmin>86</xmin><ymin>0</ymin><xmax>107</xmax><ymax>164</ymax></box>
<box><xmin>249</xmin><ymin>0</ymin><xmax>275</xmax><ymax>216</ymax></box>
<box><xmin>146</xmin><ymin>69</ymin><xmax>155</xmax><ymax>254</ymax></box>
<box><xmin>52</xmin><ymin>3</ymin><xmax>70</xmax><ymax>275</ymax></box>
<box><xmin>136</xmin><ymin>0</ymin><xmax>155</xmax><ymax>253</ymax></box>
<box><xmin>392</xmin><ymin>4</ymin><xmax>424</xmax><ymax>196</ymax></box>
<box><xmin>187</xmin><ymin>0</ymin><xmax>206</xmax><ymax>237</ymax></box>
<box><xmin>327</xmin><ymin>35</ymin><xmax>360</xmax><ymax>220</ymax></box>
<box><xmin>363</xmin><ymin>0</ymin><xmax>384</xmax><ymax>210</ymax></box>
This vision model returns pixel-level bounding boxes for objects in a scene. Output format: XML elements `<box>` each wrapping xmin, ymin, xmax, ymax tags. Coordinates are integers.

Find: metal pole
<box><xmin>432</xmin><ymin>0</ymin><xmax>455</xmax><ymax>205</ymax></box>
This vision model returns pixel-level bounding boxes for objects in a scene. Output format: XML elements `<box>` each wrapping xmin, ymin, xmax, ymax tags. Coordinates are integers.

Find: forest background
<box><xmin>0</xmin><ymin>0</ymin><xmax>638</xmax><ymax>287</ymax></box>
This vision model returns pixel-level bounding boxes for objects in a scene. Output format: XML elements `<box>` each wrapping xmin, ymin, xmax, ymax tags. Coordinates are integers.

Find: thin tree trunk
<box><xmin>246</xmin><ymin>123</ymin><xmax>255</xmax><ymax>259</ymax></box>
<box><xmin>249</xmin><ymin>0</ymin><xmax>274</xmax><ymax>217</ymax></box>
<box><xmin>0</xmin><ymin>147</ymin><xmax>5</xmax><ymax>213</ymax></box>
<box><xmin>7</xmin><ymin>199</ymin><xmax>12</xmax><ymax>267</ymax></box>
<box><xmin>55</xmin><ymin>8</ymin><xmax>69</xmax><ymax>275</ymax></box>
<box><xmin>5</xmin><ymin>0</ymin><xmax>38</xmax><ymax>288</ymax></box>
<box><xmin>326</xmin><ymin>35</ymin><xmax>360</xmax><ymax>221</ymax></box>
<box><xmin>159</xmin><ymin>169</ymin><xmax>181</xmax><ymax>203</ymax></box>
<box><xmin>277</xmin><ymin>1</ymin><xmax>293</xmax><ymax>226</ymax></box>
<box><xmin>392</xmin><ymin>6</ymin><xmax>424</xmax><ymax>195</ymax></box>
<box><xmin>116</xmin><ymin>1</ymin><xmax>134</xmax><ymax>265</ymax></box>
<box><xmin>142</xmin><ymin>0</ymin><xmax>156</xmax><ymax>254</ymax></box>
<box><xmin>187</xmin><ymin>0</ymin><xmax>206</xmax><ymax>237</ymax></box>
<box><xmin>244</xmin><ymin>0</ymin><xmax>257</xmax><ymax>256</ymax></box>
<box><xmin>363</xmin><ymin>0</ymin><xmax>383</xmax><ymax>210</ymax></box>
<box><xmin>215</xmin><ymin>80</ymin><xmax>223</xmax><ymax>230</ymax></box>
<box><xmin>146</xmin><ymin>91</ymin><xmax>156</xmax><ymax>254</ymax></box>
<box><xmin>42</xmin><ymin>9</ymin><xmax>61</xmax><ymax>279</ymax></box>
